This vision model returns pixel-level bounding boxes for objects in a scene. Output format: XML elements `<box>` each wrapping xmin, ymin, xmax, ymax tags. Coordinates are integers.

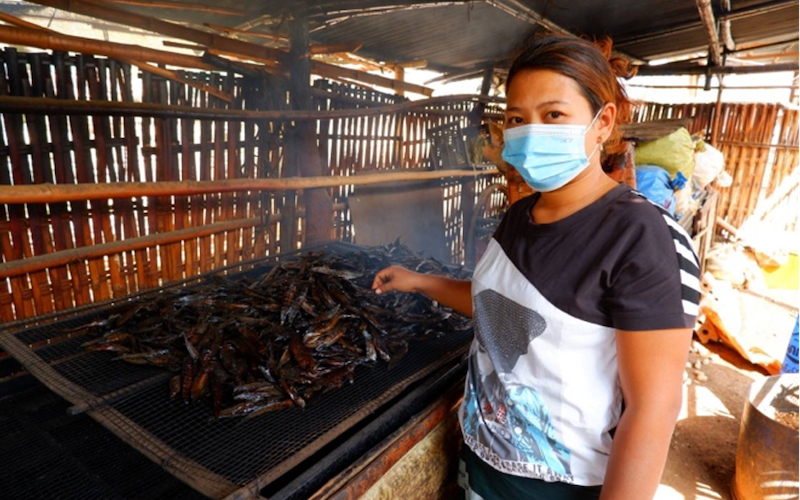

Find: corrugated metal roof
<box><xmin>311</xmin><ymin>3</ymin><xmax>535</xmax><ymax>72</ymax></box>
<box><xmin>3</xmin><ymin>0</ymin><xmax>798</xmax><ymax>74</ymax></box>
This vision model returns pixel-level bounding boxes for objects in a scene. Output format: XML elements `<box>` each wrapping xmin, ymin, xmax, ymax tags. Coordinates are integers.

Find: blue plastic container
<box><xmin>780</xmin><ymin>315</ymin><xmax>799</xmax><ymax>374</ymax></box>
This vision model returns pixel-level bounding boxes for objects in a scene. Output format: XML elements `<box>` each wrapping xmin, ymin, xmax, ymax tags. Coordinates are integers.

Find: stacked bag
<box><xmin>633</xmin><ymin>127</ymin><xmax>726</xmax><ymax>219</ymax></box>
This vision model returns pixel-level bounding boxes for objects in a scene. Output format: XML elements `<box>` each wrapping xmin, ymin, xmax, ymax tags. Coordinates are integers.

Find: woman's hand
<box><xmin>371</xmin><ymin>265</ymin><xmax>423</xmax><ymax>294</ymax></box>
<box><xmin>372</xmin><ymin>266</ymin><xmax>474</xmax><ymax>317</ymax></box>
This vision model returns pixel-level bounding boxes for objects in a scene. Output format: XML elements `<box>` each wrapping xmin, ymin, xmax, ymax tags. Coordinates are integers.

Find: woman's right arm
<box><xmin>371</xmin><ymin>265</ymin><xmax>473</xmax><ymax>317</ymax></box>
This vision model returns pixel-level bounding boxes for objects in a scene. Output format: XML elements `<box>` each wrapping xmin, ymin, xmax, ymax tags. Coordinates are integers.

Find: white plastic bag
<box><xmin>716</xmin><ymin>170</ymin><xmax>733</xmax><ymax>188</ymax></box>
<box><xmin>675</xmin><ymin>183</ymin><xmax>699</xmax><ymax>219</ymax></box>
<box><xmin>705</xmin><ymin>242</ymin><xmax>749</xmax><ymax>286</ymax></box>
<box><xmin>693</xmin><ymin>142</ymin><xmax>725</xmax><ymax>188</ymax></box>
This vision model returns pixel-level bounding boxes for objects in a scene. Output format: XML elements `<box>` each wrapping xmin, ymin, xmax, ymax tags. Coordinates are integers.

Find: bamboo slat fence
<box><xmin>631</xmin><ymin>100</ymin><xmax>799</xmax><ymax>231</ymax></box>
<box><xmin>0</xmin><ymin>49</ymin><xmax>501</xmax><ymax>322</ymax></box>
<box><xmin>1</xmin><ymin>46</ymin><xmax>795</xmax><ymax>323</ymax></box>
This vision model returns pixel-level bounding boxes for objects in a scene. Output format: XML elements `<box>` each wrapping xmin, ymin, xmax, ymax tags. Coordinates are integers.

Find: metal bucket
<box><xmin>732</xmin><ymin>374</ymin><xmax>799</xmax><ymax>500</ymax></box>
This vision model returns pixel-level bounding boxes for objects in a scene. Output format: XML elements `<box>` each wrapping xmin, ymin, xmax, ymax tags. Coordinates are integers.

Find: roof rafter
<box><xmin>616</xmin><ymin>0</ymin><xmax>798</xmax><ymax>50</ymax></box>
<box><xmin>695</xmin><ymin>0</ymin><xmax>722</xmax><ymax>66</ymax></box>
<box><xmin>23</xmin><ymin>0</ymin><xmax>433</xmax><ymax>95</ymax></box>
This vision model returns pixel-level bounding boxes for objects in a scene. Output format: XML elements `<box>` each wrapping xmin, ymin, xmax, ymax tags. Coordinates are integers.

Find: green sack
<box><xmin>634</xmin><ymin>127</ymin><xmax>696</xmax><ymax>180</ymax></box>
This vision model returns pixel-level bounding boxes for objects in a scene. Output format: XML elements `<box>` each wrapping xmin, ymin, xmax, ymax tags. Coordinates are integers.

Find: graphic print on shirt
<box><xmin>462</xmin><ymin>289</ymin><xmax>571</xmax><ymax>477</ymax></box>
<box><xmin>460</xmin><ymin>185</ymin><xmax>701</xmax><ymax>486</ymax></box>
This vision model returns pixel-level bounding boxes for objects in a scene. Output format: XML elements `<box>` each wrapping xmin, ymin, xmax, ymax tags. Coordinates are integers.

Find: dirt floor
<box><xmin>657</xmin><ymin>287</ymin><xmax>798</xmax><ymax>500</ymax></box>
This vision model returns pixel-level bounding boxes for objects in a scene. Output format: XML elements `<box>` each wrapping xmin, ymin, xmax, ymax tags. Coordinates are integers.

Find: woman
<box><xmin>372</xmin><ymin>35</ymin><xmax>700</xmax><ymax>500</ymax></box>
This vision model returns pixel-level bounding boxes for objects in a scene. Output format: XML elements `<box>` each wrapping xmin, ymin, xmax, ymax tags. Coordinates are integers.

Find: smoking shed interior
<box><xmin>0</xmin><ymin>1</ymin><xmax>797</xmax><ymax>499</ymax></box>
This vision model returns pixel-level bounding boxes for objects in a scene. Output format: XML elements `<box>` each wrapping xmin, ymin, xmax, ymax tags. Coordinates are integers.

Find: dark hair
<box><xmin>506</xmin><ymin>34</ymin><xmax>637</xmax><ymax>156</ymax></box>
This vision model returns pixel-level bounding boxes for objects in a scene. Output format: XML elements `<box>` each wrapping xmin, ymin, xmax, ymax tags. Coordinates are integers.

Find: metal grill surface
<box><xmin>0</xmin><ymin>243</ymin><xmax>473</xmax><ymax>499</ymax></box>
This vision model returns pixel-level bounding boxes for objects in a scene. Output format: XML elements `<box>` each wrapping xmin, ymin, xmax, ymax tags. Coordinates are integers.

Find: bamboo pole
<box><xmin>635</xmin><ymin>62</ymin><xmax>799</xmax><ymax>76</ymax></box>
<box><xmin>0</xmin><ymin>169</ymin><xmax>499</xmax><ymax>204</ymax></box>
<box><xmin>105</xmin><ymin>0</ymin><xmax>246</xmax><ymax>16</ymax></box>
<box><xmin>0</xmin><ymin>216</ymin><xmax>267</xmax><ymax>280</ymax></box>
<box><xmin>695</xmin><ymin>0</ymin><xmax>723</xmax><ymax>66</ymax></box>
<box><xmin>203</xmin><ymin>22</ymin><xmax>287</xmax><ymax>43</ymax></box>
<box><xmin>129</xmin><ymin>60</ymin><xmax>232</xmax><ymax>102</ymax></box>
<box><xmin>0</xmin><ymin>26</ymin><xmax>215</xmax><ymax>70</ymax></box>
<box><xmin>717</xmin><ymin>139</ymin><xmax>799</xmax><ymax>149</ymax></box>
<box><xmin>0</xmin><ymin>13</ymin><xmax>233</xmax><ymax>102</ymax></box>
<box><xmin>310</xmin><ymin>60</ymin><xmax>432</xmax><ymax>97</ymax></box>
<box><xmin>25</xmin><ymin>0</ymin><xmax>287</xmax><ymax>64</ymax></box>
<box><xmin>311</xmin><ymin>42</ymin><xmax>364</xmax><ymax>55</ymax></box>
<box><xmin>205</xmin><ymin>23</ymin><xmax>363</xmax><ymax>54</ymax></box>
<box><xmin>710</xmin><ymin>78</ymin><xmax>724</xmax><ymax>146</ymax></box>
<box><xmin>207</xmin><ymin>46</ymin><xmax>433</xmax><ymax>97</ymax></box>
<box><xmin>0</xmin><ymin>94</ymin><xmax>500</xmax><ymax>121</ymax></box>
<box><xmin>25</xmin><ymin>0</ymin><xmax>433</xmax><ymax>96</ymax></box>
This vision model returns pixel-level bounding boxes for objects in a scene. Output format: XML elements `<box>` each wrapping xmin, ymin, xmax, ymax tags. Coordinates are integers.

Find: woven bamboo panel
<box><xmin>0</xmin><ymin>50</ymin><xmax>502</xmax><ymax>322</ymax></box>
<box><xmin>631</xmin><ymin>101</ymin><xmax>799</xmax><ymax>232</ymax></box>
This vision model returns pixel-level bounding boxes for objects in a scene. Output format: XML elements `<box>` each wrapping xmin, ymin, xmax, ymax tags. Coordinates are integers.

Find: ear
<box><xmin>597</xmin><ymin>103</ymin><xmax>617</xmax><ymax>143</ymax></box>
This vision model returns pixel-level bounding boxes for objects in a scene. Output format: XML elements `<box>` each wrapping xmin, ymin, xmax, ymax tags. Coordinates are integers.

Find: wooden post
<box><xmin>695</xmin><ymin>0</ymin><xmax>723</xmax><ymax>66</ymax></box>
<box><xmin>464</xmin><ymin>66</ymin><xmax>494</xmax><ymax>265</ymax></box>
<box><xmin>288</xmin><ymin>16</ymin><xmax>334</xmax><ymax>248</ymax></box>
<box><xmin>710</xmin><ymin>76</ymin><xmax>724</xmax><ymax>146</ymax></box>
<box><xmin>394</xmin><ymin>66</ymin><xmax>405</xmax><ymax>98</ymax></box>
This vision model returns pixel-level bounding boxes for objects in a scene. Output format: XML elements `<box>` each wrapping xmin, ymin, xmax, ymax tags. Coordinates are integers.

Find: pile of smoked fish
<box><xmin>79</xmin><ymin>243</ymin><xmax>472</xmax><ymax>419</ymax></box>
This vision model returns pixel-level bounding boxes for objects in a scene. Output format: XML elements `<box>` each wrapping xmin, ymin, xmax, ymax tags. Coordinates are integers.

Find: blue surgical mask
<box><xmin>501</xmin><ymin>109</ymin><xmax>603</xmax><ymax>192</ymax></box>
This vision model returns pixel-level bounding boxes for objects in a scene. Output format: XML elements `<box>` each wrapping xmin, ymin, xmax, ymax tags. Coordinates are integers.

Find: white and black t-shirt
<box><xmin>459</xmin><ymin>183</ymin><xmax>700</xmax><ymax>486</ymax></box>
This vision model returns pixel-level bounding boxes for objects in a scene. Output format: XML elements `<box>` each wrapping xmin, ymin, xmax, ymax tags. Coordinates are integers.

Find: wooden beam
<box><xmin>710</xmin><ymin>81</ymin><xmax>724</xmax><ymax>146</ymax></box>
<box><xmin>25</xmin><ymin>0</ymin><xmax>433</xmax><ymax>96</ymax></box>
<box><xmin>617</xmin><ymin>1</ymin><xmax>797</xmax><ymax>48</ymax></box>
<box><xmin>0</xmin><ymin>18</ymin><xmax>230</xmax><ymax>100</ymax></box>
<box><xmin>719</xmin><ymin>0</ymin><xmax>736</xmax><ymax>52</ymax></box>
<box><xmin>162</xmin><ymin>40</ymin><xmax>204</xmax><ymax>51</ymax></box>
<box><xmin>393</xmin><ymin>66</ymin><xmax>405</xmax><ymax>97</ymax></box>
<box><xmin>204</xmin><ymin>48</ymin><xmax>284</xmax><ymax>73</ymax></box>
<box><xmin>311</xmin><ymin>60</ymin><xmax>433</xmax><ymax>96</ymax></box>
<box><xmin>104</xmin><ymin>0</ymin><xmax>246</xmax><ymax>16</ymax></box>
<box><xmin>396</xmin><ymin>60</ymin><xmax>428</xmax><ymax>69</ymax></box>
<box><xmin>729</xmin><ymin>37</ymin><xmax>798</xmax><ymax>53</ymax></box>
<box><xmin>317</xmin><ymin>52</ymin><xmax>384</xmax><ymax>72</ymax></box>
<box><xmin>696</xmin><ymin>0</ymin><xmax>723</xmax><ymax>66</ymax></box>
<box><xmin>472</xmin><ymin>66</ymin><xmax>494</xmax><ymax>122</ymax></box>
<box><xmin>0</xmin><ymin>25</ymin><xmax>215</xmax><ymax>70</ymax></box>
<box><xmin>311</xmin><ymin>42</ymin><xmax>364</xmax><ymax>55</ymax></box>
<box><xmin>293</xmin><ymin>16</ymin><xmax>334</xmax><ymax>247</ymax></box>
<box><xmin>210</xmin><ymin>47</ymin><xmax>433</xmax><ymax>96</ymax></box>
<box><xmin>736</xmin><ymin>51</ymin><xmax>799</xmax><ymax>60</ymax></box>
<box><xmin>635</xmin><ymin>62</ymin><xmax>799</xmax><ymax>76</ymax></box>
<box><xmin>0</xmin><ymin>169</ymin><xmax>499</xmax><ymax>205</ymax></box>
<box><xmin>25</xmin><ymin>0</ymin><xmax>287</xmax><ymax>64</ymax></box>
<box><xmin>203</xmin><ymin>22</ymin><xmax>287</xmax><ymax>43</ymax></box>
<box><xmin>0</xmin><ymin>94</ymin><xmax>502</xmax><ymax>121</ymax></box>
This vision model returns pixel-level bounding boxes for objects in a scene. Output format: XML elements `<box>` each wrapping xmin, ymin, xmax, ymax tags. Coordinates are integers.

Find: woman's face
<box><xmin>504</xmin><ymin>69</ymin><xmax>613</xmax><ymax>159</ymax></box>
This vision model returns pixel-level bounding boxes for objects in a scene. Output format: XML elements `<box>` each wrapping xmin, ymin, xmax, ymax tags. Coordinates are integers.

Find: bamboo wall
<box><xmin>631</xmin><ymin>101</ymin><xmax>799</xmax><ymax>230</ymax></box>
<box><xmin>3</xmin><ymin>47</ymin><xmax>794</xmax><ymax>323</ymax></box>
<box><xmin>0</xmin><ymin>49</ymin><xmax>501</xmax><ymax>323</ymax></box>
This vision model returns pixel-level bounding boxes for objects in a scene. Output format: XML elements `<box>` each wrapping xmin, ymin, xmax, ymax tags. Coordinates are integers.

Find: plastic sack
<box><xmin>634</xmin><ymin>127</ymin><xmax>696</xmax><ymax>180</ymax></box>
<box><xmin>694</xmin><ymin>141</ymin><xmax>725</xmax><ymax>188</ymax></box>
<box><xmin>716</xmin><ymin>170</ymin><xmax>733</xmax><ymax>188</ymax></box>
<box><xmin>705</xmin><ymin>242</ymin><xmax>750</xmax><ymax>286</ymax></box>
<box><xmin>675</xmin><ymin>183</ymin><xmax>699</xmax><ymax>219</ymax></box>
<box><xmin>635</xmin><ymin>165</ymin><xmax>683</xmax><ymax>215</ymax></box>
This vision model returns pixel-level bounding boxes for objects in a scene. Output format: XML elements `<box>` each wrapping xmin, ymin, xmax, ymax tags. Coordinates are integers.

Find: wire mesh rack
<box><xmin>0</xmin><ymin>242</ymin><xmax>474</xmax><ymax>500</ymax></box>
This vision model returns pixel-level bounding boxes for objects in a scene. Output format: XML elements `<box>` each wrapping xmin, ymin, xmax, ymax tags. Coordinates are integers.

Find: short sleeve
<box><xmin>604</xmin><ymin>211</ymin><xmax>700</xmax><ymax>331</ymax></box>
